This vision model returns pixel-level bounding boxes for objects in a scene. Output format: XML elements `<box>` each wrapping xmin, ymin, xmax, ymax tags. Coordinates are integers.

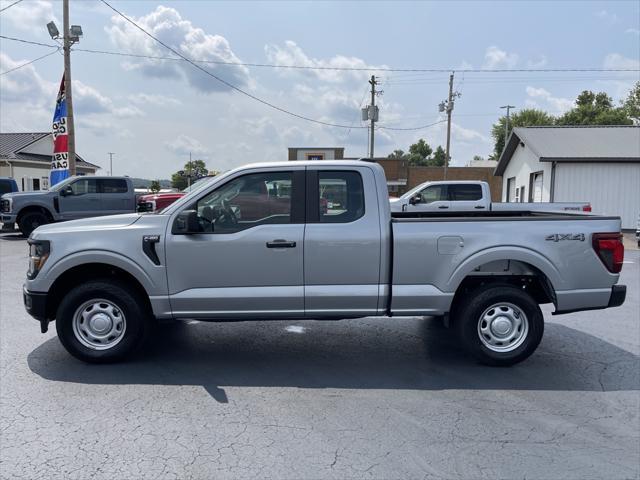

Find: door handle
<box><xmin>438</xmin><ymin>205</ymin><xmax>449</xmax><ymax>209</ymax></box>
<box><xmin>474</xmin><ymin>206</ymin><xmax>486</xmax><ymax>209</ymax></box>
<box><xmin>266</xmin><ymin>239</ymin><xmax>296</xmax><ymax>248</ymax></box>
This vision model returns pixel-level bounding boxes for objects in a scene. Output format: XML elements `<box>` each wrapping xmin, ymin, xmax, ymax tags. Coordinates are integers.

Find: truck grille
<box><xmin>0</xmin><ymin>199</ymin><xmax>9</xmax><ymax>213</ymax></box>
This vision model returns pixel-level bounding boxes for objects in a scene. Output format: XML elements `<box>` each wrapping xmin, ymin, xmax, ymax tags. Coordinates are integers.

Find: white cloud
<box><xmin>105</xmin><ymin>5</ymin><xmax>250</xmax><ymax>93</ymax></box>
<box><xmin>128</xmin><ymin>93</ymin><xmax>182</xmax><ymax>107</ymax></box>
<box><xmin>452</xmin><ymin>123</ymin><xmax>491</xmax><ymax>144</ymax></box>
<box><xmin>483</xmin><ymin>46</ymin><xmax>519</xmax><ymax>69</ymax></box>
<box><xmin>603</xmin><ymin>53</ymin><xmax>640</xmax><ymax>70</ymax></box>
<box><xmin>164</xmin><ymin>134</ymin><xmax>209</xmax><ymax>156</ymax></box>
<box><xmin>265</xmin><ymin>41</ymin><xmax>387</xmax><ymax>83</ymax></box>
<box><xmin>527</xmin><ymin>55</ymin><xmax>548</xmax><ymax>68</ymax></box>
<box><xmin>0</xmin><ymin>0</ymin><xmax>58</xmax><ymax>34</ymax></box>
<box><xmin>595</xmin><ymin>10</ymin><xmax>619</xmax><ymax>25</ymax></box>
<box><xmin>626</xmin><ymin>28</ymin><xmax>640</xmax><ymax>36</ymax></box>
<box><xmin>525</xmin><ymin>86</ymin><xmax>573</xmax><ymax>114</ymax></box>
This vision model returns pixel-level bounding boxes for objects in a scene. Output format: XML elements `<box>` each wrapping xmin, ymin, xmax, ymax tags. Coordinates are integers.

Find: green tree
<box><xmin>407</xmin><ymin>139</ymin><xmax>433</xmax><ymax>166</ymax></box>
<box><xmin>623</xmin><ymin>81</ymin><xmax>640</xmax><ymax>121</ymax></box>
<box><xmin>149</xmin><ymin>180</ymin><xmax>161</xmax><ymax>193</ymax></box>
<box><xmin>431</xmin><ymin>146</ymin><xmax>446</xmax><ymax>167</ymax></box>
<box><xmin>387</xmin><ymin>149</ymin><xmax>408</xmax><ymax>160</ymax></box>
<box><xmin>491</xmin><ymin>108</ymin><xmax>555</xmax><ymax>159</ymax></box>
<box><xmin>555</xmin><ymin>90</ymin><xmax>632</xmax><ymax>126</ymax></box>
<box><xmin>171</xmin><ymin>159</ymin><xmax>209</xmax><ymax>189</ymax></box>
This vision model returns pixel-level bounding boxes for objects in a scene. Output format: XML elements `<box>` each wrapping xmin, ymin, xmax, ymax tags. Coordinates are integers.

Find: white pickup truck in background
<box><xmin>390</xmin><ymin>180</ymin><xmax>591</xmax><ymax>213</ymax></box>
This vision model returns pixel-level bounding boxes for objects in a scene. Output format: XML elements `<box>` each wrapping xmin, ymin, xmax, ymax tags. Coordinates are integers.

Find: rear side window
<box><xmin>450</xmin><ymin>184</ymin><xmax>482</xmax><ymax>201</ymax></box>
<box><xmin>100</xmin><ymin>179</ymin><xmax>128</xmax><ymax>193</ymax></box>
<box><xmin>318</xmin><ymin>171</ymin><xmax>364</xmax><ymax>223</ymax></box>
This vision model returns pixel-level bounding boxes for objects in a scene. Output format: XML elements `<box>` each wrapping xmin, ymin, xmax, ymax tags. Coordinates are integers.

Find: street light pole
<box><xmin>108</xmin><ymin>152</ymin><xmax>115</xmax><ymax>176</ymax></box>
<box><xmin>62</xmin><ymin>0</ymin><xmax>76</xmax><ymax>176</ymax></box>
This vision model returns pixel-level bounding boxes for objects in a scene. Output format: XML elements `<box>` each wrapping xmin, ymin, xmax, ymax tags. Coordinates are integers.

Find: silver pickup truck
<box><xmin>23</xmin><ymin>161</ymin><xmax>626</xmax><ymax>366</ymax></box>
<box><xmin>1</xmin><ymin>176</ymin><xmax>136</xmax><ymax>237</ymax></box>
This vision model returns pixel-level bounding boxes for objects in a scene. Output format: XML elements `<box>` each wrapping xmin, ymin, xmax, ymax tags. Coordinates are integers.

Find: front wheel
<box><xmin>55</xmin><ymin>280</ymin><xmax>151</xmax><ymax>363</ymax></box>
<box><xmin>18</xmin><ymin>211</ymin><xmax>49</xmax><ymax>237</ymax></box>
<box><xmin>454</xmin><ymin>284</ymin><xmax>544</xmax><ymax>366</ymax></box>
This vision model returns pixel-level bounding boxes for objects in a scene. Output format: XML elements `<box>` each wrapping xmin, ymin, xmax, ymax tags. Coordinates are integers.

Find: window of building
<box><xmin>529</xmin><ymin>171</ymin><xmax>543</xmax><ymax>202</ymax></box>
<box><xmin>32</xmin><ymin>178</ymin><xmax>40</xmax><ymax>191</ymax></box>
<box><xmin>195</xmin><ymin>171</ymin><xmax>293</xmax><ymax>233</ymax></box>
<box><xmin>506</xmin><ymin>177</ymin><xmax>516</xmax><ymax>202</ymax></box>
<box><xmin>41</xmin><ymin>177</ymin><xmax>49</xmax><ymax>190</ymax></box>
<box><xmin>449</xmin><ymin>184</ymin><xmax>482</xmax><ymax>201</ymax></box>
<box><xmin>318</xmin><ymin>171</ymin><xmax>364</xmax><ymax>223</ymax></box>
<box><xmin>100</xmin><ymin>179</ymin><xmax>128</xmax><ymax>193</ymax></box>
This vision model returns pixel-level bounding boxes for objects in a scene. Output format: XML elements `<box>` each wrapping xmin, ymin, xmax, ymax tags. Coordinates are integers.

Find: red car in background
<box><xmin>137</xmin><ymin>177</ymin><xmax>212</xmax><ymax>213</ymax></box>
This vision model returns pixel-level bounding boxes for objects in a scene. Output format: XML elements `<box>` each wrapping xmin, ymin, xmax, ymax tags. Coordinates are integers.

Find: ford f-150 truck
<box><xmin>391</xmin><ymin>180</ymin><xmax>591</xmax><ymax>213</ymax></box>
<box><xmin>1</xmin><ymin>176</ymin><xmax>137</xmax><ymax>236</ymax></box>
<box><xmin>23</xmin><ymin>161</ymin><xmax>626</xmax><ymax>366</ymax></box>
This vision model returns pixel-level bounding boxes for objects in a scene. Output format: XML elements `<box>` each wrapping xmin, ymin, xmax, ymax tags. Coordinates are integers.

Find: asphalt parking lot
<box><xmin>1</xmin><ymin>232</ymin><xmax>638</xmax><ymax>480</ymax></box>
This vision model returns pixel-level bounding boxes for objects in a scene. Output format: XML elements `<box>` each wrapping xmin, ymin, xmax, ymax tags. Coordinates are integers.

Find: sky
<box><xmin>1</xmin><ymin>0</ymin><xmax>639</xmax><ymax>178</ymax></box>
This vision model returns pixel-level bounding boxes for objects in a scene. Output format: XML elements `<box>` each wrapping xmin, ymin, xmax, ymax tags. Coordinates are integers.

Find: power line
<box><xmin>0</xmin><ymin>48</ymin><xmax>60</xmax><ymax>75</ymax></box>
<box><xmin>0</xmin><ymin>35</ymin><xmax>58</xmax><ymax>48</ymax></box>
<box><xmin>0</xmin><ymin>0</ymin><xmax>23</xmax><ymax>13</ymax></box>
<box><xmin>377</xmin><ymin>119</ymin><xmax>447</xmax><ymax>131</ymax></box>
<box><xmin>98</xmin><ymin>0</ymin><xmax>370</xmax><ymax>130</ymax></box>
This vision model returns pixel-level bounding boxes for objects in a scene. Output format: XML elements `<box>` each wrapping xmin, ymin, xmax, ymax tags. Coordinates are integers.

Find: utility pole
<box><xmin>500</xmin><ymin>105</ymin><xmax>516</xmax><ymax>152</ymax></box>
<box><xmin>187</xmin><ymin>152</ymin><xmax>192</xmax><ymax>189</ymax></box>
<box><xmin>108</xmin><ymin>152</ymin><xmax>115</xmax><ymax>176</ymax></box>
<box><xmin>440</xmin><ymin>72</ymin><xmax>461</xmax><ymax>180</ymax></box>
<box><xmin>369</xmin><ymin>75</ymin><xmax>377</xmax><ymax>159</ymax></box>
<box><xmin>63</xmin><ymin>0</ymin><xmax>76</xmax><ymax>176</ymax></box>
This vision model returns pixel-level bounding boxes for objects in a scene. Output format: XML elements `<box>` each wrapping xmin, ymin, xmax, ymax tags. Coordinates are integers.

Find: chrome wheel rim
<box><xmin>477</xmin><ymin>302</ymin><xmax>529</xmax><ymax>353</ymax></box>
<box><xmin>72</xmin><ymin>299</ymin><xmax>126</xmax><ymax>350</ymax></box>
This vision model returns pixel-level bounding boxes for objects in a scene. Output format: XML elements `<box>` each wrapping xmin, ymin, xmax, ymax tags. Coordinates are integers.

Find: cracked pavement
<box><xmin>1</xmin><ymin>233</ymin><xmax>638</xmax><ymax>479</ymax></box>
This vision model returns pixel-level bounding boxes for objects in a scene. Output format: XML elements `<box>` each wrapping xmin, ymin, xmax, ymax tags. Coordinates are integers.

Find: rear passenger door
<box><xmin>304</xmin><ymin>167</ymin><xmax>381</xmax><ymax>317</ymax></box>
<box><xmin>99</xmin><ymin>179</ymin><xmax>134</xmax><ymax>215</ymax></box>
<box><xmin>448</xmin><ymin>183</ymin><xmax>485</xmax><ymax>211</ymax></box>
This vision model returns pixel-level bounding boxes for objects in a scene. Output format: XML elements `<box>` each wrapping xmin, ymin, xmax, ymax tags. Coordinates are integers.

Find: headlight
<box><xmin>0</xmin><ymin>198</ymin><xmax>11</xmax><ymax>213</ymax></box>
<box><xmin>27</xmin><ymin>240</ymin><xmax>50</xmax><ymax>279</ymax></box>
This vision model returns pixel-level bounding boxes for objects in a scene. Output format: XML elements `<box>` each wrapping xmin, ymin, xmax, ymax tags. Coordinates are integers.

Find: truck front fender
<box><xmin>38</xmin><ymin>249</ymin><xmax>161</xmax><ymax>296</ymax></box>
<box><xmin>446</xmin><ymin>246</ymin><xmax>564</xmax><ymax>292</ymax></box>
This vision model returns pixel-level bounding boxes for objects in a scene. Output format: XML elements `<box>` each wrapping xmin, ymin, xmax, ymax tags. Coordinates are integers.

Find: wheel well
<box><xmin>450</xmin><ymin>260</ymin><xmax>556</xmax><ymax>315</ymax></box>
<box><xmin>17</xmin><ymin>206</ymin><xmax>54</xmax><ymax>224</ymax></box>
<box><xmin>46</xmin><ymin>263</ymin><xmax>152</xmax><ymax>319</ymax></box>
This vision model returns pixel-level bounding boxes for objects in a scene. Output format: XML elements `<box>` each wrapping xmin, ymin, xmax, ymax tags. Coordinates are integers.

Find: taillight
<box><xmin>592</xmin><ymin>233</ymin><xmax>624</xmax><ymax>273</ymax></box>
<box><xmin>582</xmin><ymin>205</ymin><xmax>592</xmax><ymax>212</ymax></box>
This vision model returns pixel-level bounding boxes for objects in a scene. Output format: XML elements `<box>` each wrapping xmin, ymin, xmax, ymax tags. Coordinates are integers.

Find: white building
<box><xmin>494</xmin><ymin>126</ymin><xmax>640</xmax><ymax>229</ymax></box>
<box><xmin>0</xmin><ymin>132</ymin><xmax>99</xmax><ymax>191</ymax></box>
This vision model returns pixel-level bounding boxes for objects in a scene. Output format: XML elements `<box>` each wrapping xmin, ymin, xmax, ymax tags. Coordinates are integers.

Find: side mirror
<box><xmin>409</xmin><ymin>193</ymin><xmax>422</xmax><ymax>205</ymax></box>
<box><xmin>172</xmin><ymin>210</ymin><xmax>201</xmax><ymax>234</ymax></box>
<box><xmin>59</xmin><ymin>186</ymin><xmax>73</xmax><ymax>197</ymax></box>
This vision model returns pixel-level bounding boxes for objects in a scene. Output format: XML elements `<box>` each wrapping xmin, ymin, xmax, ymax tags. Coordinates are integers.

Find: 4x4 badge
<box><xmin>546</xmin><ymin>233</ymin><xmax>585</xmax><ymax>242</ymax></box>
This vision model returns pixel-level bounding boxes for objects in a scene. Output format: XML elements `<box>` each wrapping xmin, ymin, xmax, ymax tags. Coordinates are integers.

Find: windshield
<box><xmin>158</xmin><ymin>176</ymin><xmax>217</xmax><ymax>213</ymax></box>
<box><xmin>49</xmin><ymin>177</ymin><xmax>76</xmax><ymax>192</ymax></box>
<box><xmin>180</xmin><ymin>176</ymin><xmax>210</xmax><ymax>193</ymax></box>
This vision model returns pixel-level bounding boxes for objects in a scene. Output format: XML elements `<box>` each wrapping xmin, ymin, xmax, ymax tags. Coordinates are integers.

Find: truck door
<box><xmin>58</xmin><ymin>178</ymin><xmax>100</xmax><ymax>220</ymax></box>
<box><xmin>99</xmin><ymin>178</ymin><xmax>134</xmax><ymax>215</ymax></box>
<box><xmin>448</xmin><ymin>183</ymin><xmax>485</xmax><ymax>211</ymax></box>
<box><xmin>406</xmin><ymin>184</ymin><xmax>450</xmax><ymax>212</ymax></box>
<box><xmin>304</xmin><ymin>167</ymin><xmax>381</xmax><ymax>317</ymax></box>
<box><xmin>165</xmin><ymin>169</ymin><xmax>305</xmax><ymax>319</ymax></box>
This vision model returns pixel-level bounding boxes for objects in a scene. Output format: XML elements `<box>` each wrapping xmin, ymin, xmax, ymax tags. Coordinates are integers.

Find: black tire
<box><xmin>55</xmin><ymin>280</ymin><xmax>151</xmax><ymax>363</ymax></box>
<box><xmin>18</xmin><ymin>211</ymin><xmax>49</xmax><ymax>237</ymax></box>
<box><xmin>454</xmin><ymin>284</ymin><xmax>544</xmax><ymax>366</ymax></box>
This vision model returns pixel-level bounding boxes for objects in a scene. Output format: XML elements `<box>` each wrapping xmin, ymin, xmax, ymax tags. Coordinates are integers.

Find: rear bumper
<box><xmin>553</xmin><ymin>284</ymin><xmax>626</xmax><ymax>315</ymax></box>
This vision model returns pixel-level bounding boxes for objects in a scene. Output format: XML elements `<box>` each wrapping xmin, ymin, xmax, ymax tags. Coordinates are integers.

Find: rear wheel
<box><xmin>18</xmin><ymin>211</ymin><xmax>49</xmax><ymax>237</ymax></box>
<box><xmin>454</xmin><ymin>284</ymin><xmax>544</xmax><ymax>366</ymax></box>
<box><xmin>55</xmin><ymin>280</ymin><xmax>151</xmax><ymax>363</ymax></box>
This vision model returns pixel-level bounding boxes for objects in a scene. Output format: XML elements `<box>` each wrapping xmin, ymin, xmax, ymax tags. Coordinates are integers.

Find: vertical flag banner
<box><xmin>50</xmin><ymin>74</ymin><xmax>69</xmax><ymax>186</ymax></box>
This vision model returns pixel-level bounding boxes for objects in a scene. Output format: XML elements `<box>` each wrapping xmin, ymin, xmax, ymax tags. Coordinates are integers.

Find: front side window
<box><xmin>100</xmin><ymin>179</ymin><xmax>128</xmax><ymax>193</ymax></box>
<box><xmin>318</xmin><ymin>171</ymin><xmax>364</xmax><ymax>223</ymax></box>
<box><xmin>70</xmin><ymin>178</ymin><xmax>97</xmax><ymax>195</ymax></box>
<box><xmin>193</xmin><ymin>171</ymin><xmax>292</xmax><ymax>233</ymax></box>
<box><xmin>419</xmin><ymin>185</ymin><xmax>447</xmax><ymax>204</ymax></box>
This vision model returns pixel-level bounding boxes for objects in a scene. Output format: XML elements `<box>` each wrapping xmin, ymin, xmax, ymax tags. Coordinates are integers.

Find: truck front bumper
<box><xmin>23</xmin><ymin>286</ymin><xmax>50</xmax><ymax>332</ymax></box>
<box><xmin>1</xmin><ymin>214</ymin><xmax>17</xmax><ymax>224</ymax></box>
<box><xmin>553</xmin><ymin>284</ymin><xmax>626</xmax><ymax>315</ymax></box>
